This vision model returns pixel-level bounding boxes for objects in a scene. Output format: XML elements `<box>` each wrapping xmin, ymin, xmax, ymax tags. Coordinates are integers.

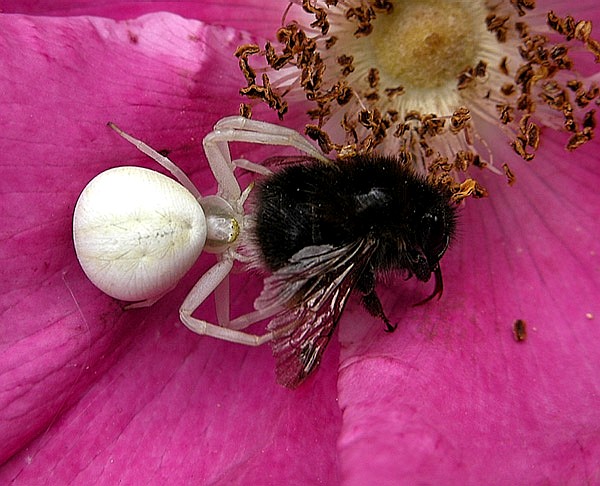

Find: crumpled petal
<box><xmin>0</xmin><ymin>13</ymin><xmax>340</xmax><ymax>483</ymax></box>
<box><xmin>1</xmin><ymin>0</ymin><xmax>284</xmax><ymax>39</ymax></box>
<box><xmin>336</xmin><ymin>135</ymin><xmax>600</xmax><ymax>484</ymax></box>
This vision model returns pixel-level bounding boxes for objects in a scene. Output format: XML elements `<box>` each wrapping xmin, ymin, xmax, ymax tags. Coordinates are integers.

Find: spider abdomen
<box><xmin>73</xmin><ymin>166</ymin><xmax>207</xmax><ymax>302</ymax></box>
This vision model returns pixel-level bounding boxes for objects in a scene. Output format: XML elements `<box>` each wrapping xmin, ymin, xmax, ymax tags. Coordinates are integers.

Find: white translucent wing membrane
<box><xmin>255</xmin><ymin>239</ymin><xmax>377</xmax><ymax>388</ymax></box>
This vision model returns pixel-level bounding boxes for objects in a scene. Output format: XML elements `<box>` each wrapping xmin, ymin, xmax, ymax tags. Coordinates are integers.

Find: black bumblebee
<box><xmin>249</xmin><ymin>154</ymin><xmax>458</xmax><ymax>388</ymax></box>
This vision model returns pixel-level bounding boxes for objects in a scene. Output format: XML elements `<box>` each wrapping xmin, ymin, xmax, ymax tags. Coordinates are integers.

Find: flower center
<box><xmin>370</xmin><ymin>0</ymin><xmax>481</xmax><ymax>89</ymax></box>
<box><xmin>237</xmin><ymin>2</ymin><xmax>599</xmax><ymax>200</ymax></box>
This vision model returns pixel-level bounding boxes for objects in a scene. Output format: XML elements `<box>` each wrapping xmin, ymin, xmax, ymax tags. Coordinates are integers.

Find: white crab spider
<box><xmin>73</xmin><ymin>116</ymin><xmax>326</xmax><ymax>345</ymax></box>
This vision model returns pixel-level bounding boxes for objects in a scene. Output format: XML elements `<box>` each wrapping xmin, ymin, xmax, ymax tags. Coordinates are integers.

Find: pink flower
<box><xmin>1</xmin><ymin>2</ymin><xmax>599</xmax><ymax>484</ymax></box>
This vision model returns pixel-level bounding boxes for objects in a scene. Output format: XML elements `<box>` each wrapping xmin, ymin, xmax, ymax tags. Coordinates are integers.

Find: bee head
<box><xmin>404</xmin><ymin>192</ymin><xmax>456</xmax><ymax>282</ymax></box>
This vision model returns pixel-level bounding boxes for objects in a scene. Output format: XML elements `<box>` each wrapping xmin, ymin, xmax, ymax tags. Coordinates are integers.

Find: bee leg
<box><xmin>362</xmin><ymin>289</ymin><xmax>398</xmax><ymax>333</ymax></box>
<box><xmin>414</xmin><ymin>265</ymin><xmax>444</xmax><ymax>306</ymax></box>
<box><xmin>357</xmin><ymin>272</ymin><xmax>397</xmax><ymax>332</ymax></box>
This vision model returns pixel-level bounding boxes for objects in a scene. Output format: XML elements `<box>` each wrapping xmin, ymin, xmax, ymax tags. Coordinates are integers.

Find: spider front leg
<box><xmin>212</xmin><ymin>116</ymin><xmax>328</xmax><ymax>162</ymax></box>
<box><xmin>179</xmin><ymin>251</ymin><xmax>278</xmax><ymax>346</ymax></box>
<box><xmin>202</xmin><ymin>116</ymin><xmax>328</xmax><ymax>203</ymax></box>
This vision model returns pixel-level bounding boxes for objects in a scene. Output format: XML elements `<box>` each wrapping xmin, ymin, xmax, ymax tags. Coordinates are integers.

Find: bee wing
<box><xmin>255</xmin><ymin>238</ymin><xmax>377</xmax><ymax>388</ymax></box>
